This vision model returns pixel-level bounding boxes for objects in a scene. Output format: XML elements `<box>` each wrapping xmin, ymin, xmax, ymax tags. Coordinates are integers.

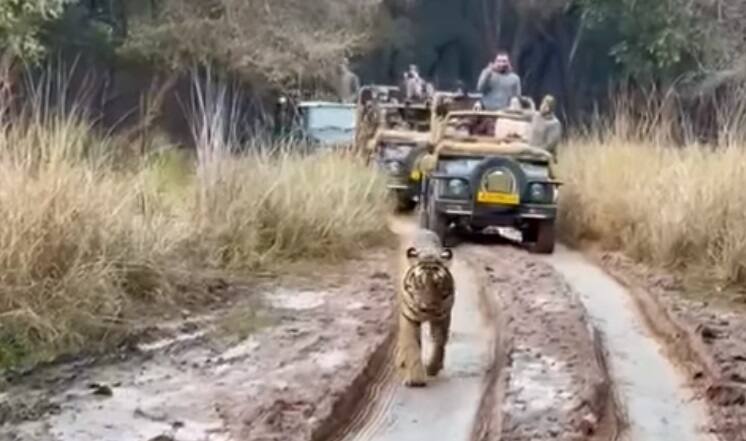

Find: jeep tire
<box><xmin>523</xmin><ymin>219</ymin><xmax>555</xmax><ymax>254</ymax></box>
<box><xmin>395</xmin><ymin>193</ymin><xmax>417</xmax><ymax>212</ymax></box>
<box><xmin>424</xmin><ymin>188</ymin><xmax>450</xmax><ymax>246</ymax></box>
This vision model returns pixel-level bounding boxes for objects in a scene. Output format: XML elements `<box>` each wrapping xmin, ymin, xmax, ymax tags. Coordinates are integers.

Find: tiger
<box><xmin>396</xmin><ymin>227</ymin><xmax>456</xmax><ymax>387</ymax></box>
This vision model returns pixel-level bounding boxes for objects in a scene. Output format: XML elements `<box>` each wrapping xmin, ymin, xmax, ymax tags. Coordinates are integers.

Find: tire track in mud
<box><xmin>336</xmin><ymin>254</ymin><xmax>497</xmax><ymax>441</ymax></box>
<box><xmin>464</xmin><ymin>243</ymin><xmax>618</xmax><ymax>441</ymax></box>
<box><xmin>545</xmin><ymin>246</ymin><xmax>715</xmax><ymax>441</ymax></box>
<box><xmin>328</xmin><ymin>216</ymin><xmax>499</xmax><ymax>441</ymax></box>
<box><xmin>331</xmin><ymin>217</ymin><xmax>617</xmax><ymax>441</ymax></box>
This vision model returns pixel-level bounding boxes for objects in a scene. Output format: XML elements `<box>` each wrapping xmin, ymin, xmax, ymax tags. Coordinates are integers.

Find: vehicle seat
<box><xmin>494</xmin><ymin>118</ymin><xmax>529</xmax><ymax>140</ymax></box>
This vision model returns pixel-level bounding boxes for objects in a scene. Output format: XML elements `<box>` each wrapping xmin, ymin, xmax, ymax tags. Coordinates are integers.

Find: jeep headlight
<box><xmin>443</xmin><ymin>178</ymin><xmax>469</xmax><ymax>199</ymax></box>
<box><xmin>529</xmin><ymin>183</ymin><xmax>554</xmax><ymax>203</ymax></box>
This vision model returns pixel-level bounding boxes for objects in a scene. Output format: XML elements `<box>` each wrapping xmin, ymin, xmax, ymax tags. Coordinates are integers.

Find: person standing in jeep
<box><xmin>338</xmin><ymin>57</ymin><xmax>360</xmax><ymax>103</ymax></box>
<box><xmin>476</xmin><ymin>52</ymin><xmax>522</xmax><ymax>111</ymax></box>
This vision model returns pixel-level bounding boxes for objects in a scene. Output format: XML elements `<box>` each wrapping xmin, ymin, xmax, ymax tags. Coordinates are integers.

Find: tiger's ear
<box><xmin>406</xmin><ymin>247</ymin><xmax>419</xmax><ymax>259</ymax></box>
<box><xmin>440</xmin><ymin>248</ymin><xmax>453</xmax><ymax>261</ymax></box>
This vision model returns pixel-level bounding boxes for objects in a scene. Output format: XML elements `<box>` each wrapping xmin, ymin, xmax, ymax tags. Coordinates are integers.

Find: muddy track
<box><xmin>325</xmin><ymin>219</ymin><xmax>617</xmax><ymax>441</ymax></box>
<box><xmin>331</xmin><ymin>218</ymin><xmax>500</xmax><ymax>441</ymax></box>
<box><xmin>546</xmin><ymin>246</ymin><xmax>715</xmax><ymax>441</ymax></box>
<box><xmin>329</xmin><ymin>221</ymin><xmax>720</xmax><ymax>441</ymax></box>
<box><xmin>590</xmin><ymin>251</ymin><xmax>746</xmax><ymax>440</ymax></box>
<box><xmin>0</xmin><ymin>220</ymin><xmax>720</xmax><ymax>441</ymax></box>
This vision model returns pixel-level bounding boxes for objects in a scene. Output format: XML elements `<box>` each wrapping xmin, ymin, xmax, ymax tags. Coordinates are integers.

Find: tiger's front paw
<box><xmin>425</xmin><ymin>360</ymin><xmax>443</xmax><ymax>377</ymax></box>
<box><xmin>426</xmin><ymin>347</ymin><xmax>445</xmax><ymax>377</ymax></box>
<box><xmin>403</xmin><ymin>364</ymin><xmax>427</xmax><ymax>388</ymax></box>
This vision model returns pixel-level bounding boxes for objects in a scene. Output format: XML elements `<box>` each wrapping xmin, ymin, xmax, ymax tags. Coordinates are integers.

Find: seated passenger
<box><xmin>529</xmin><ymin>95</ymin><xmax>562</xmax><ymax>155</ymax></box>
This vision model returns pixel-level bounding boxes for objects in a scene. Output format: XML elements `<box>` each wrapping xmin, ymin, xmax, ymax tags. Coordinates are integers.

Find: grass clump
<box><xmin>0</xmin><ymin>87</ymin><xmax>392</xmax><ymax>369</ymax></box>
<box><xmin>557</xmin><ymin>136</ymin><xmax>746</xmax><ymax>290</ymax></box>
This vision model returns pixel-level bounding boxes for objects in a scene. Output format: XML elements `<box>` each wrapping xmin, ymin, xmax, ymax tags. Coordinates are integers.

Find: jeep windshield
<box><xmin>382</xmin><ymin>106</ymin><xmax>430</xmax><ymax>131</ymax></box>
<box><xmin>436</xmin><ymin>157</ymin><xmax>483</xmax><ymax>175</ymax></box>
<box><xmin>302</xmin><ymin>104</ymin><xmax>356</xmax><ymax>144</ymax></box>
<box><xmin>437</xmin><ymin>156</ymin><xmax>550</xmax><ymax>178</ymax></box>
<box><xmin>380</xmin><ymin>142</ymin><xmax>417</xmax><ymax>161</ymax></box>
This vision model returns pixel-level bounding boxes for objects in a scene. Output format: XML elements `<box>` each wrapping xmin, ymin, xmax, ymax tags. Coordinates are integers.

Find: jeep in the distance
<box><xmin>274</xmin><ymin>97</ymin><xmax>356</xmax><ymax>150</ymax></box>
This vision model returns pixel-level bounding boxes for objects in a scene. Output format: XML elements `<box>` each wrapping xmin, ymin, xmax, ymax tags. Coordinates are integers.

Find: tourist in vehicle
<box><xmin>450</xmin><ymin>80</ymin><xmax>473</xmax><ymax>110</ymax></box>
<box><xmin>404</xmin><ymin>64</ymin><xmax>428</xmax><ymax>101</ymax></box>
<box><xmin>338</xmin><ymin>57</ymin><xmax>360</xmax><ymax>103</ymax></box>
<box><xmin>530</xmin><ymin>95</ymin><xmax>562</xmax><ymax>156</ymax></box>
<box><xmin>454</xmin><ymin>80</ymin><xmax>467</xmax><ymax>97</ymax></box>
<box><xmin>476</xmin><ymin>51</ymin><xmax>522</xmax><ymax>111</ymax></box>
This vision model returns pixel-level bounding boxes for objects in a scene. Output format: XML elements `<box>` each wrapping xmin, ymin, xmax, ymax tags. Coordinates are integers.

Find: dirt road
<box><xmin>0</xmin><ymin>218</ymin><xmax>720</xmax><ymax>441</ymax></box>
<box><xmin>337</xmin><ymin>218</ymin><xmax>715</xmax><ymax>441</ymax></box>
<box><xmin>335</xmin><ymin>219</ymin><xmax>495</xmax><ymax>441</ymax></box>
<box><xmin>545</xmin><ymin>247</ymin><xmax>714</xmax><ymax>441</ymax></box>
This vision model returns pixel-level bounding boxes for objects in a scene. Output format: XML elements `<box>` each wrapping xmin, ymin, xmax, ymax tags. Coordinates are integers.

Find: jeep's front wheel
<box><xmin>425</xmin><ymin>195</ymin><xmax>450</xmax><ymax>246</ymax></box>
<box><xmin>523</xmin><ymin>219</ymin><xmax>556</xmax><ymax>254</ymax></box>
<box><xmin>395</xmin><ymin>193</ymin><xmax>417</xmax><ymax>212</ymax></box>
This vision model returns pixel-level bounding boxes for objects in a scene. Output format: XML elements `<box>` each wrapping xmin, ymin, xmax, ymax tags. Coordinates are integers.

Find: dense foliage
<box><xmin>0</xmin><ymin>1</ymin><xmax>742</xmax><ymax>101</ymax></box>
<box><xmin>0</xmin><ymin>0</ymin><xmax>74</xmax><ymax>61</ymax></box>
<box><xmin>577</xmin><ymin>0</ymin><xmax>706</xmax><ymax>82</ymax></box>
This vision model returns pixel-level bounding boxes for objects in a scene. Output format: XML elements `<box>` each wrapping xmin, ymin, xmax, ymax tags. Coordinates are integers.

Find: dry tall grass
<box><xmin>0</xmin><ymin>76</ymin><xmax>391</xmax><ymax>369</ymax></box>
<box><xmin>557</xmin><ymin>135</ymin><xmax>746</xmax><ymax>290</ymax></box>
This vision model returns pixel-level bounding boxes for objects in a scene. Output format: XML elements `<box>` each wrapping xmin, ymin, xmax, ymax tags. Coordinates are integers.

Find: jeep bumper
<box><xmin>387</xmin><ymin>176</ymin><xmax>419</xmax><ymax>197</ymax></box>
<box><xmin>434</xmin><ymin>200</ymin><xmax>557</xmax><ymax>227</ymax></box>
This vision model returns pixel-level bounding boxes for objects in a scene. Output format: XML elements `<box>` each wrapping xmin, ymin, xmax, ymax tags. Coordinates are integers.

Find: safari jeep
<box><xmin>275</xmin><ymin>97</ymin><xmax>357</xmax><ymax>149</ymax></box>
<box><xmin>354</xmin><ymin>85</ymin><xmax>404</xmax><ymax>153</ymax></box>
<box><xmin>366</xmin><ymin>101</ymin><xmax>434</xmax><ymax>210</ymax></box>
<box><xmin>363</xmin><ymin>90</ymin><xmax>486</xmax><ymax>211</ymax></box>
<box><xmin>418</xmin><ymin>101</ymin><xmax>561</xmax><ymax>253</ymax></box>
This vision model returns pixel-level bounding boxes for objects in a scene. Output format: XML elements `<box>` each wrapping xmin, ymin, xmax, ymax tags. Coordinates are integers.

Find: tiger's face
<box><xmin>404</xmin><ymin>246</ymin><xmax>454</xmax><ymax>313</ymax></box>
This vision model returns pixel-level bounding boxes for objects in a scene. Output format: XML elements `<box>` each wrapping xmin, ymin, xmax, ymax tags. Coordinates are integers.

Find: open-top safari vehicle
<box><xmin>274</xmin><ymin>97</ymin><xmax>357</xmax><ymax>149</ymax></box>
<box><xmin>418</xmin><ymin>96</ymin><xmax>561</xmax><ymax>253</ymax></box>
<box><xmin>355</xmin><ymin>85</ymin><xmax>429</xmax><ymax>210</ymax></box>
<box><xmin>359</xmin><ymin>89</ymin><xmax>487</xmax><ymax>211</ymax></box>
<box><xmin>365</xmin><ymin>101</ymin><xmax>432</xmax><ymax>210</ymax></box>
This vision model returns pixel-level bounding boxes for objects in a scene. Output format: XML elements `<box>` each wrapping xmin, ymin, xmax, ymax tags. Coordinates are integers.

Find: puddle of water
<box><xmin>8</xmin><ymin>367</ymin><xmax>229</xmax><ymax>441</ymax></box>
<box><xmin>264</xmin><ymin>289</ymin><xmax>327</xmax><ymax>310</ymax></box>
<box><xmin>312</xmin><ymin>349</ymin><xmax>349</xmax><ymax>371</ymax></box>
<box><xmin>547</xmin><ymin>246</ymin><xmax>714</xmax><ymax>441</ymax></box>
<box><xmin>137</xmin><ymin>330</ymin><xmax>208</xmax><ymax>352</ymax></box>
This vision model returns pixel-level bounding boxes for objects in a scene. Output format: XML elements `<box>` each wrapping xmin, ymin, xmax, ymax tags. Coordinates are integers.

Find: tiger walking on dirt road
<box><xmin>396</xmin><ymin>228</ymin><xmax>456</xmax><ymax>387</ymax></box>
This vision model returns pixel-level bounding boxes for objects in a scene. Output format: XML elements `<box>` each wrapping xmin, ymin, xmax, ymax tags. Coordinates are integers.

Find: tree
<box><xmin>577</xmin><ymin>0</ymin><xmax>704</xmax><ymax>83</ymax></box>
<box><xmin>119</xmin><ymin>0</ymin><xmax>382</xmax><ymax>91</ymax></box>
<box><xmin>0</xmin><ymin>0</ymin><xmax>77</xmax><ymax>61</ymax></box>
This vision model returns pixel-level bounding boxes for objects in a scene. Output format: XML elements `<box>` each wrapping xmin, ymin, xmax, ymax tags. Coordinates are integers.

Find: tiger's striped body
<box><xmin>396</xmin><ymin>228</ymin><xmax>455</xmax><ymax>387</ymax></box>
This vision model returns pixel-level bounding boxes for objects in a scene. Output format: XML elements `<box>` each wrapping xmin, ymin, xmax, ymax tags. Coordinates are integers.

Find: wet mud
<box><xmin>593</xmin><ymin>250</ymin><xmax>746</xmax><ymax>440</ymax></box>
<box><xmin>0</xmin><ymin>253</ymin><xmax>395</xmax><ymax>441</ymax></box>
<box><xmin>466</xmin><ymin>244</ymin><xmax>616</xmax><ymax>441</ymax></box>
<box><xmin>547</xmin><ymin>247</ymin><xmax>715</xmax><ymax>441</ymax></box>
<box><xmin>1</xmin><ymin>219</ymin><xmax>725</xmax><ymax>441</ymax></box>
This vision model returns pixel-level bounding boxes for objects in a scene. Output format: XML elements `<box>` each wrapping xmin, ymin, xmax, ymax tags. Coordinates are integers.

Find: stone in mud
<box><xmin>706</xmin><ymin>382</ymin><xmax>746</xmax><ymax>406</ymax></box>
<box><xmin>88</xmin><ymin>383</ymin><xmax>113</xmax><ymax>397</ymax></box>
<box><xmin>579</xmin><ymin>413</ymin><xmax>598</xmax><ymax>435</ymax></box>
<box><xmin>370</xmin><ymin>271</ymin><xmax>389</xmax><ymax>280</ymax></box>
<box><xmin>698</xmin><ymin>324</ymin><xmax>720</xmax><ymax>342</ymax></box>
